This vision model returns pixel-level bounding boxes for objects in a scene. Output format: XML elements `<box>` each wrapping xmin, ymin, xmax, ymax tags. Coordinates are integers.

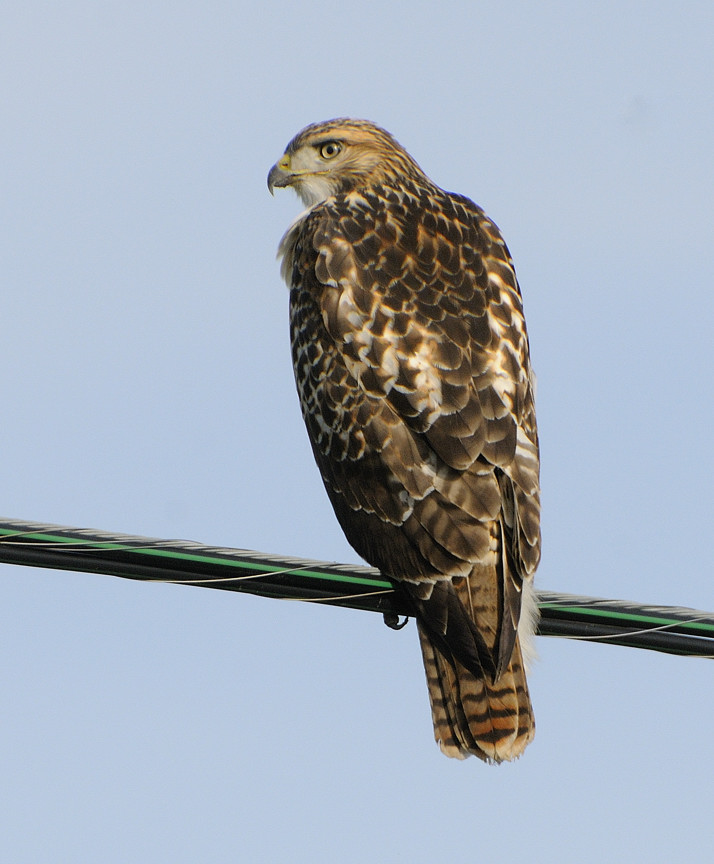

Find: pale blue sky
<box><xmin>2</xmin><ymin>2</ymin><xmax>713</xmax><ymax>862</ymax></box>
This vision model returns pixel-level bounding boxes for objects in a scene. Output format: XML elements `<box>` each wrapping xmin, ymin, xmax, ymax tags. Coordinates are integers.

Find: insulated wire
<box><xmin>1</xmin><ymin>518</ymin><xmax>712</xmax><ymax>658</ymax></box>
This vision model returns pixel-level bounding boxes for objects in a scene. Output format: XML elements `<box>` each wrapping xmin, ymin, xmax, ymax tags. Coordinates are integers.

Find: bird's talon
<box><xmin>383</xmin><ymin>612</ymin><xmax>409</xmax><ymax>630</ymax></box>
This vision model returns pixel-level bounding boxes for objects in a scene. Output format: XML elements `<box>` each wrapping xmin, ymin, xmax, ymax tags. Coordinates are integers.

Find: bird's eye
<box><xmin>319</xmin><ymin>141</ymin><xmax>342</xmax><ymax>159</ymax></box>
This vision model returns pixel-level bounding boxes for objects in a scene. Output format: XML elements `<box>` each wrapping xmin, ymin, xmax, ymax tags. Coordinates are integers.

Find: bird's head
<box><xmin>267</xmin><ymin>118</ymin><xmax>428</xmax><ymax>207</ymax></box>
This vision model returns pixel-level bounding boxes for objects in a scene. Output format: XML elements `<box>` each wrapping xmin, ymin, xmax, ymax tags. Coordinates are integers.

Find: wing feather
<box><xmin>287</xmin><ymin>177</ymin><xmax>539</xmax><ymax>700</ymax></box>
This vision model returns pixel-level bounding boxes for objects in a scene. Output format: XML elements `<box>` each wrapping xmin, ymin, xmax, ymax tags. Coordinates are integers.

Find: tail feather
<box><xmin>418</xmin><ymin>623</ymin><xmax>535</xmax><ymax>763</ymax></box>
<box><xmin>419</xmin><ymin>592</ymin><xmax>535</xmax><ymax>762</ymax></box>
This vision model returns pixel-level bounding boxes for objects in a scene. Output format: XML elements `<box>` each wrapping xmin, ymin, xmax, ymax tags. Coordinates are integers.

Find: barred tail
<box><xmin>418</xmin><ymin>624</ymin><xmax>535</xmax><ymax>762</ymax></box>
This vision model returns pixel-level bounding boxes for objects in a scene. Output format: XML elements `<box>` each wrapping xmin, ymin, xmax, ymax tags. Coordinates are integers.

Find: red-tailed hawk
<box><xmin>268</xmin><ymin>119</ymin><xmax>540</xmax><ymax>762</ymax></box>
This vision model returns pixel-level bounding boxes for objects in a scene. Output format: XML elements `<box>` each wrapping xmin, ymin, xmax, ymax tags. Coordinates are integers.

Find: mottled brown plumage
<box><xmin>268</xmin><ymin>119</ymin><xmax>540</xmax><ymax>761</ymax></box>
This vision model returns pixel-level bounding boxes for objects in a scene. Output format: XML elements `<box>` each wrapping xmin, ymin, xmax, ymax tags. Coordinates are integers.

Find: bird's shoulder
<box><xmin>287</xmin><ymin>183</ymin><xmax>517</xmax><ymax>336</ymax></box>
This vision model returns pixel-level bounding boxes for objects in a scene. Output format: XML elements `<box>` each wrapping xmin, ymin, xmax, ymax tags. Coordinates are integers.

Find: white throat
<box><xmin>295</xmin><ymin>174</ymin><xmax>335</xmax><ymax>208</ymax></box>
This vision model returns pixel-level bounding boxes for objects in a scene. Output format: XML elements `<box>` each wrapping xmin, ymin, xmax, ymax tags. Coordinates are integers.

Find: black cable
<box><xmin>1</xmin><ymin>518</ymin><xmax>712</xmax><ymax>658</ymax></box>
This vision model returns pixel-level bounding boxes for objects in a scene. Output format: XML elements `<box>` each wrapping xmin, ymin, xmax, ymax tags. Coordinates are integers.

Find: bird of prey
<box><xmin>268</xmin><ymin>119</ymin><xmax>540</xmax><ymax>762</ymax></box>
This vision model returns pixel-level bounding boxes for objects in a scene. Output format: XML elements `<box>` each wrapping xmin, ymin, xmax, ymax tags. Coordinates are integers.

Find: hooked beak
<box><xmin>267</xmin><ymin>155</ymin><xmax>294</xmax><ymax>195</ymax></box>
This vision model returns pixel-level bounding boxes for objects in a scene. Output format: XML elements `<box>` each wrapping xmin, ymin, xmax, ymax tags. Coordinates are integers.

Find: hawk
<box><xmin>268</xmin><ymin>119</ymin><xmax>540</xmax><ymax>762</ymax></box>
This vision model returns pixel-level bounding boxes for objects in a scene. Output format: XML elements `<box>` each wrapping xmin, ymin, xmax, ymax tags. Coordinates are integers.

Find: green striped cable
<box><xmin>1</xmin><ymin>518</ymin><xmax>712</xmax><ymax>657</ymax></box>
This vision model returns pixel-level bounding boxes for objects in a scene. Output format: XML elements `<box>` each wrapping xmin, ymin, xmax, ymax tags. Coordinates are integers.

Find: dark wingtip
<box><xmin>410</xmin><ymin>581</ymin><xmax>498</xmax><ymax>681</ymax></box>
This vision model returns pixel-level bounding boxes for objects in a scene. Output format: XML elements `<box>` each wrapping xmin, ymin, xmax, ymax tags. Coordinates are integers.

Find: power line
<box><xmin>1</xmin><ymin>517</ymin><xmax>712</xmax><ymax>658</ymax></box>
